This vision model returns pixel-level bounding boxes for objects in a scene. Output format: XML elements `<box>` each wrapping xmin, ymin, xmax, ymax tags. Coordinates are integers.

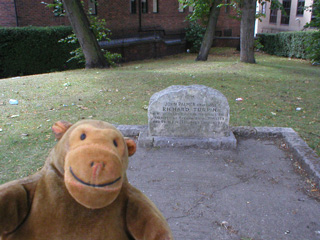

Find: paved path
<box><xmin>127</xmin><ymin>138</ymin><xmax>320</xmax><ymax>240</ymax></box>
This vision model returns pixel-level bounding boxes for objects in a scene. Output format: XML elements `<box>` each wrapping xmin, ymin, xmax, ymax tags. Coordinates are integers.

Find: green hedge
<box><xmin>257</xmin><ymin>31</ymin><xmax>317</xmax><ymax>59</ymax></box>
<box><xmin>0</xmin><ymin>26</ymin><xmax>80</xmax><ymax>78</ymax></box>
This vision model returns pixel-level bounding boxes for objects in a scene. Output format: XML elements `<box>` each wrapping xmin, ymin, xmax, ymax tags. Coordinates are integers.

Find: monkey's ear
<box><xmin>125</xmin><ymin>138</ymin><xmax>136</xmax><ymax>156</ymax></box>
<box><xmin>52</xmin><ymin>121</ymin><xmax>73</xmax><ymax>140</ymax></box>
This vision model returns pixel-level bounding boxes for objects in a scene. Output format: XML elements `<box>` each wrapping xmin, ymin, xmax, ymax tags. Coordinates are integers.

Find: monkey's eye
<box><xmin>80</xmin><ymin>133</ymin><xmax>86</xmax><ymax>140</ymax></box>
<box><xmin>113</xmin><ymin>140</ymin><xmax>118</xmax><ymax>147</ymax></box>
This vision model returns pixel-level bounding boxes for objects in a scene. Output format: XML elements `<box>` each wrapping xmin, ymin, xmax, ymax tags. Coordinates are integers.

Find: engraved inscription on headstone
<box><xmin>148</xmin><ymin>85</ymin><xmax>230</xmax><ymax>138</ymax></box>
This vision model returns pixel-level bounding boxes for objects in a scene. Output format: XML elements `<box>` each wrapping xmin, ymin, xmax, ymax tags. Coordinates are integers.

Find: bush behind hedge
<box><xmin>257</xmin><ymin>31</ymin><xmax>318</xmax><ymax>60</ymax></box>
<box><xmin>185</xmin><ymin>22</ymin><xmax>206</xmax><ymax>53</ymax></box>
<box><xmin>0</xmin><ymin>26</ymin><xmax>80</xmax><ymax>78</ymax></box>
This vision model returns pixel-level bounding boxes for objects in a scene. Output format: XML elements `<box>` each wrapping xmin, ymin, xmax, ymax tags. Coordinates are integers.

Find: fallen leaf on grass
<box><xmin>77</xmin><ymin>105</ymin><xmax>88</xmax><ymax>110</ymax></box>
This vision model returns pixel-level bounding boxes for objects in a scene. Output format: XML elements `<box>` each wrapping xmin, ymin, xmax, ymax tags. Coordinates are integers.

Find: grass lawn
<box><xmin>0</xmin><ymin>48</ymin><xmax>319</xmax><ymax>184</ymax></box>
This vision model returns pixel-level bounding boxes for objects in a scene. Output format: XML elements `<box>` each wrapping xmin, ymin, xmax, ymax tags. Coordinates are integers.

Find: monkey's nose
<box><xmin>90</xmin><ymin>161</ymin><xmax>106</xmax><ymax>168</ymax></box>
<box><xmin>91</xmin><ymin>162</ymin><xmax>105</xmax><ymax>180</ymax></box>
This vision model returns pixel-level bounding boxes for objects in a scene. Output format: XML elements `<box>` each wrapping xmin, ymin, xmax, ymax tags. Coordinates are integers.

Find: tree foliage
<box><xmin>43</xmin><ymin>0</ymin><xmax>66</xmax><ymax>16</ymax></box>
<box><xmin>179</xmin><ymin>0</ymin><xmax>212</xmax><ymax>23</ymax></box>
<box><xmin>305</xmin><ymin>0</ymin><xmax>320</xmax><ymax>29</ymax></box>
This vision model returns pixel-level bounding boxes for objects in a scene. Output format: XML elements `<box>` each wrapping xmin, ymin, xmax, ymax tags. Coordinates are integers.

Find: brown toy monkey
<box><xmin>0</xmin><ymin>120</ymin><xmax>173</xmax><ymax>240</ymax></box>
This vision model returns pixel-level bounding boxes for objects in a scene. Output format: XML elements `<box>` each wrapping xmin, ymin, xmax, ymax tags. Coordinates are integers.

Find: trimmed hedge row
<box><xmin>0</xmin><ymin>26</ymin><xmax>80</xmax><ymax>78</ymax></box>
<box><xmin>257</xmin><ymin>31</ymin><xmax>318</xmax><ymax>59</ymax></box>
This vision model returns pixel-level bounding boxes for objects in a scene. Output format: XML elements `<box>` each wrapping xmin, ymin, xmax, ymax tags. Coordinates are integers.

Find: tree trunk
<box><xmin>62</xmin><ymin>0</ymin><xmax>109</xmax><ymax>68</ymax></box>
<box><xmin>240</xmin><ymin>0</ymin><xmax>256</xmax><ymax>63</ymax></box>
<box><xmin>196</xmin><ymin>0</ymin><xmax>222</xmax><ymax>61</ymax></box>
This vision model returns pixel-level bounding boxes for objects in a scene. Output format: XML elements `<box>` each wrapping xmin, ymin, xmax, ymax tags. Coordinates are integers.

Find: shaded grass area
<box><xmin>0</xmin><ymin>48</ymin><xmax>319</xmax><ymax>184</ymax></box>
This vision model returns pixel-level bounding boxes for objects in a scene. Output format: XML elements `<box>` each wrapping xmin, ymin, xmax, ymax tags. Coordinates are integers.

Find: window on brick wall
<box><xmin>261</xmin><ymin>2</ymin><xmax>266</xmax><ymax>14</ymax></box>
<box><xmin>88</xmin><ymin>0</ymin><xmax>97</xmax><ymax>15</ymax></box>
<box><xmin>153</xmin><ymin>0</ymin><xmax>158</xmax><ymax>13</ymax></box>
<box><xmin>142</xmin><ymin>0</ymin><xmax>148</xmax><ymax>13</ymax></box>
<box><xmin>130</xmin><ymin>0</ymin><xmax>137</xmax><ymax>14</ymax></box>
<box><xmin>269</xmin><ymin>9</ymin><xmax>278</xmax><ymax>23</ymax></box>
<box><xmin>269</xmin><ymin>0</ymin><xmax>278</xmax><ymax>23</ymax></box>
<box><xmin>215</xmin><ymin>31</ymin><xmax>222</xmax><ymax>37</ymax></box>
<box><xmin>281</xmin><ymin>0</ymin><xmax>291</xmax><ymax>24</ymax></box>
<box><xmin>296</xmin><ymin>0</ymin><xmax>305</xmax><ymax>16</ymax></box>
<box><xmin>224</xmin><ymin>29</ymin><xmax>232</xmax><ymax>36</ymax></box>
<box><xmin>178</xmin><ymin>2</ymin><xmax>184</xmax><ymax>12</ymax></box>
<box><xmin>189</xmin><ymin>4</ymin><xmax>194</xmax><ymax>12</ymax></box>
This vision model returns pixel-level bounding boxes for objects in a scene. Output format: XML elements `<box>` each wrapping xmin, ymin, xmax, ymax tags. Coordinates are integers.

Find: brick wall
<box><xmin>96</xmin><ymin>0</ymin><xmax>190</xmax><ymax>38</ymax></box>
<box><xmin>2</xmin><ymin>0</ymin><xmax>240</xmax><ymax>61</ymax></box>
<box><xmin>0</xmin><ymin>0</ymin><xmax>17</xmax><ymax>27</ymax></box>
<box><xmin>15</xmin><ymin>0</ymin><xmax>69</xmax><ymax>27</ymax></box>
<box><xmin>9</xmin><ymin>0</ymin><xmax>189</xmax><ymax>36</ymax></box>
<box><xmin>216</xmin><ymin>7</ymin><xmax>241</xmax><ymax>37</ymax></box>
<box><xmin>9</xmin><ymin>0</ymin><xmax>240</xmax><ymax>37</ymax></box>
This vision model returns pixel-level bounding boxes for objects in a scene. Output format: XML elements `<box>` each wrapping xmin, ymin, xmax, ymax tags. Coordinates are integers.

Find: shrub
<box><xmin>0</xmin><ymin>26</ymin><xmax>79</xmax><ymax>78</ymax></box>
<box><xmin>305</xmin><ymin>31</ymin><xmax>320</xmax><ymax>64</ymax></box>
<box><xmin>185</xmin><ymin>22</ymin><xmax>206</xmax><ymax>53</ymax></box>
<box><xmin>257</xmin><ymin>31</ymin><xmax>319</xmax><ymax>61</ymax></box>
<box><xmin>304</xmin><ymin>0</ymin><xmax>320</xmax><ymax>64</ymax></box>
<box><xmin>59</xmin><ymin>16</ymin><xmax>122</xmax><ymax>66</ymax></box>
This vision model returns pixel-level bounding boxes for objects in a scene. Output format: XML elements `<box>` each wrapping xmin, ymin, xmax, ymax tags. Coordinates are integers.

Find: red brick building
<box><xmin>0</xmin><ymin>0</ymin><xmax>240</xmax><ymax>61</ymax></box>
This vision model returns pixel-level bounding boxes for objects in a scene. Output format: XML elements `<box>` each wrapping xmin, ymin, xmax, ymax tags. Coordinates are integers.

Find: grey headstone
<box><xmin>148</xmin><ymin>85</ymin><xmax>230</xmax><ymax>138</ymax></box>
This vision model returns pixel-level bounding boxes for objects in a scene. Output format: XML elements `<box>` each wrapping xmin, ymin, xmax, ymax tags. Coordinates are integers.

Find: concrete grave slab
<box><xmin>117</xmin><ymin>125</ymin><xmax>320</xmax><ymax>240</ymax></box>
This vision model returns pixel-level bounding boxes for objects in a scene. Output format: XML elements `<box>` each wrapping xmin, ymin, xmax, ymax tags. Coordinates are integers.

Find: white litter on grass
<box><xmin>9</xmin><ymin>99</ymin><xmax>18</xmax><ymax>105</ymax></box>
<box><xmin>236</xmin><ymin>98</ymin><xmax>243</xmax><ymax>101</ymax></box>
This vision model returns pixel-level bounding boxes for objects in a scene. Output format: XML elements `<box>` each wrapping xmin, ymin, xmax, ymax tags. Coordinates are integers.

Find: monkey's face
<box><xmin>61</xmin><ymin>123</ymin><xmax>135</xmax><ymax>209</ymax></box>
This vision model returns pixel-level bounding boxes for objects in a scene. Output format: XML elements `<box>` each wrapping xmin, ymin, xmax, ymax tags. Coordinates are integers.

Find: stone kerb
<box><xmin>139</xmin><ymin>85</ymin><xmax>237</xmax><ymax>149</ymax></box>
